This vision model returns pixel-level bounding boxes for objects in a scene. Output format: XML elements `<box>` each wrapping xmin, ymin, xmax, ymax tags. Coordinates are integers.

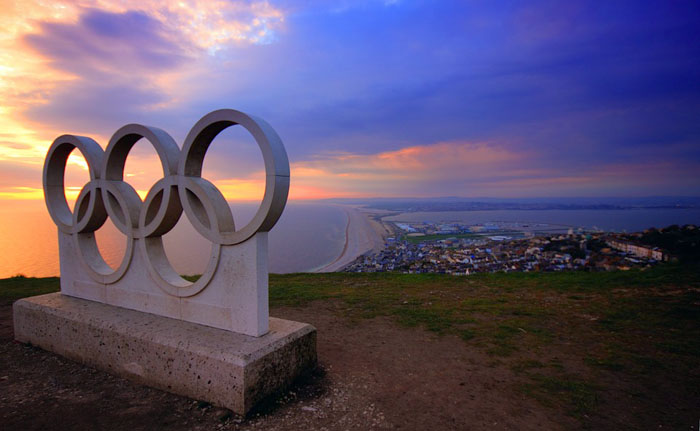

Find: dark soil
<box><xmin>1</xmin><ymin>287</ymin><xmax>698</xmax><ymax>431</ymax></box>
<box><xmin>0</xmin><ymin>298</ymin><xmax>574</xmax><ymax>431</ymax></box>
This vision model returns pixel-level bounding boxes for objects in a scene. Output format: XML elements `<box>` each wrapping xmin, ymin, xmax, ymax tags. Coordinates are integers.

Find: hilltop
<box><xmin>1</xmin><ymin>265</ymin><xmax>698</xmax><ymax>430</ymax></box>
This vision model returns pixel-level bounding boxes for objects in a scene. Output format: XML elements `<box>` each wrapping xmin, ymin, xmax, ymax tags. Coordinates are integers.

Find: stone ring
<box><xmin>42</xmin><ymin>109</ymin><xmax>289</xmax><ymax>296</ymax></box>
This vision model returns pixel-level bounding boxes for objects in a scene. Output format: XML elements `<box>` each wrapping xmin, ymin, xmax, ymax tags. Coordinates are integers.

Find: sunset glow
<box><xmin>0</xmin><ymin>0</ymin><xmax>698</xmax><ymax>204</ymax></box>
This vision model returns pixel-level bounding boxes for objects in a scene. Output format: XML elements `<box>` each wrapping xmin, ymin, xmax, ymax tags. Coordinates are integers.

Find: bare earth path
<box><xmin>0</xmin><ymin>298</ymin><xmax>575</xmax><ymax>431</ymax></box>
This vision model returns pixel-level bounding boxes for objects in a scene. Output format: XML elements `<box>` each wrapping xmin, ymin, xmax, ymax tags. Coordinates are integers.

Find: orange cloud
<box><xmin>308</xmin><ymin>141</ymin><xmax>523</xmax><ymax>177</ymax></box>
<box><xmin>0</xmin><ymin>0</ymin><xmax>289</xmax><ymax>212</ymax></box>
<box><xmin>0</xmin><ymin>186</ymin><xmax>44</xmax><ymax>200</ymax></box>
<box><xmin>289</xmin><ymin>141</ymin><xmax>529</xmax><ymax>197</ymax></box>
<box><xmin>2</xmin><ymin>138</ymin><xmax>699</xmax><ymax>205</ymax></box>
<box><xmin>0</xmin><ymin>0</ymin><xmax>286</xmax><ymax>167</ymax></box>
<box><xmin>285</xmin><ymin>141</ymin><xmax>700</xmax><ymax>198</ymax></box>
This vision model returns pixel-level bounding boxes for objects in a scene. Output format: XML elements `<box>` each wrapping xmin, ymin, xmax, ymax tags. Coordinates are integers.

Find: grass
<box><xmin>403</xmin><ymin>232</ymin><xmax>481</xmax><ymax>243</ymax></box>
<box><xmin>268</xmin><ymin>263</ymin><xmax>700</xmax><ymax>426</ymax></box>
<box><xmin>402</xmin><ymin>230</ymin><xmax>525</xmax><ymax>244</ymax></box>
<box><xmin>268</xmin><ymin>264</ymin><xmax>699</xmax><ymax>355</ymax></box>
<box><xmin>520</xmin><ymin>374</ymin><xmax>600</xmax><ymax>418</ymax></box>
<box><xmin>2</xmin><ymin>262</ymin><xmax>699</xmax><ymax>427</ymax></box>
<box><xmin>0</xmin><ymin>275</ymin><xmax>59</xmax><ymax>301</ymax></box>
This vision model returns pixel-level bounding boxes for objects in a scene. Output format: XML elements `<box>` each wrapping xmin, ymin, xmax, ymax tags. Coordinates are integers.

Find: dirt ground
<box><xmin>0</xmin><ymin>297</ymin><xmax>655</xmax><ymax>430</ymax></box>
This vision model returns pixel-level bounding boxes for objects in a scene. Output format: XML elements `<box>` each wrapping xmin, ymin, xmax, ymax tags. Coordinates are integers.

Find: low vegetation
<box><xmin>2</xmin><ymin>263</ymin><xmax>698</xmax><ymax>428</ymax></box>
<box><xmin>0</xmin><ymin>275</ymin><xmax>60</xmax><ymax>301</ymax></box>
<box><xmin>401</xmin><ymin>230</ymin><xmax>524</xmax><ymax>244</ymax></box>
<box><xmin>631</xmin><ymin>224</ymin><xmax>700</xmax><ymax>261</ymax></box>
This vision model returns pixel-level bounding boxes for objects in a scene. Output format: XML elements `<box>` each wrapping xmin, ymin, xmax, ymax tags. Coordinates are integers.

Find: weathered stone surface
<box><xmin>30</xmin><ymin>109</ymin><xmax>317</xmax><ymax>416</ymax></box>
<box><xmin>13</xmin><ymin>293</ymin><xmax>317</xmax><ymax>415</ymax></box>
<box><xmin>59</xmin><ymin>231</ymin><xmax>272</xmax><ymax>336</ymax></box>
<box><xmin>44</xmin><ymin>110</ymin><xmax>290</xmax><ymax>337</ymax></box>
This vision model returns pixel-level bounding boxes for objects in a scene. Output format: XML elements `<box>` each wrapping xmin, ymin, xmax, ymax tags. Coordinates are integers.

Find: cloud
<box><xmin>15</xmin><ymin>8</ymin><xmax>192</xmax><ymax>135</ymax></box>
<box><xmin>0</xmin><ymin>153</ymin><xmax>91</xmax><ymax>203</ymax></box>
<box><xmin>3</xmin><ymin>1</ymin><xmax>285</xmax><ymax>51</ymax></box>
<box><xmin>0</xmin><ymin>0</ymin><xmax>699</xmax><ymax>202</ymax></box>
<box><xmin>286</xmin><ymin>141</ymin><xmax>700</xmax><ymax>198</ymax></box>
<box><xmin>24</xmin><ymin>9</ymin><xmax>189</xmax><ymax>77</ymax></box>
<box><xmin>0</xmin><ymin>1</ymin><xmax>286</xmax><ymax>166</ymax></box>
<box><xmin>289</xmin><ymin>141</ymin><xmax>528</xmax><ymax>197</ymax></box>
<box><xmin>2</xmin><ymin>131</ymin><xmax>699</xmax><ymax>203</ymax></box>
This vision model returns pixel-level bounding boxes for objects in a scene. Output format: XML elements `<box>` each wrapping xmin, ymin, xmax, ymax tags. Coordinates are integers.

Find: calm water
<box><xmin>384</xmin><ymin>209</ymin><xmax>700</xmax><ymax>232</ymax></box>
<box><xmin>3</xmin><ymin>203</ymin><xmax>698</xmax><ymax>279</ymax></box>
<box><xmin>0</xmin><ymin>201</ymin><xmax>347</xmax><ymax>278</ymax></box>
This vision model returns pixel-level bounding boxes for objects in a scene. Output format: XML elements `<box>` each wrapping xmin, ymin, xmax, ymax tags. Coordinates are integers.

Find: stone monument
<box><xmin>13</xmin><ymin>109</ymin><xmax>317</xmax><ymax>415</ymax></box>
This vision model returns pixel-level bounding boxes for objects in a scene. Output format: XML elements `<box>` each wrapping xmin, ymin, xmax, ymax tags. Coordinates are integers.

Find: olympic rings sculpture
<box><xmin>43</xmin><ymin>109</ymin><xmax>289</xmax><ymax>297</ymax></box>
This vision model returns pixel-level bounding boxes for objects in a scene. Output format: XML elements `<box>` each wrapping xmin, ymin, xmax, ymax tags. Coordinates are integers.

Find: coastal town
<box><xmin>344</xmin><ymin>219</ymin><xmax>694</xmax><ymax>275</ymax></box>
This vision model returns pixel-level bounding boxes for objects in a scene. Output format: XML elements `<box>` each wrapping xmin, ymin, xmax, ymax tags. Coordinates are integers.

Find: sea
<box><xmin>1</xmin><ymin>202</ymin><xmax>698</xmax><ymax>279</ymax></box>
<box><xmin>0</xmin><ymin>201</ymin><xmax>348</xmax><ymax>279</ymax></box>
<box><xmin>384</xmin><ymin>208</ymin><xmax>700</xmax><ymax>233</ymax></box>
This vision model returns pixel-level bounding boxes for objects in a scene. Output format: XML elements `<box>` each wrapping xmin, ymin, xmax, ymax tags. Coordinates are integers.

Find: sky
<box><xmin>1</xmin><ymin>0</ymin><xmax>699</xmax><ymax>203</ymax></box>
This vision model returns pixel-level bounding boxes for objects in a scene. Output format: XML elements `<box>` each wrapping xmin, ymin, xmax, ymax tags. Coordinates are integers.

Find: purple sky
<box><xmin>2</xmin><ymin>0</ymin><xmax>699</xmax><ymax>200</ymax></box>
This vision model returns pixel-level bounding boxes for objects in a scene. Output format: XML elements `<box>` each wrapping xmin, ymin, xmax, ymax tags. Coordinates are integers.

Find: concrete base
<box><xmin>59</xmin><ymin>231</ymin><xmax>273</xmax><ymax>337</ymax></box>
<box><xmin>13</xmin><ymin>293</ymin><xmax>317</xmax><ymax>415</ymax></box>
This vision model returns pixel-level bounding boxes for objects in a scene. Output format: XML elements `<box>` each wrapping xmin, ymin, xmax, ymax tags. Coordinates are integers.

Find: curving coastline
<box><xmin>315</xmin><ymin>206</ymin><xmax>387</xmax><ymax>272</ymax></box>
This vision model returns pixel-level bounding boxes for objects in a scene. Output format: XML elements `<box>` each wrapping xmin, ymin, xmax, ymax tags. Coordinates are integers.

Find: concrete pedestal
<box><xmin>59</xmin><ymin>231</ymin><xmax>273</xmax><ymax>337</ymax></box>
<box><xmin>13</xmin><ymin>293</ymin><xmax>317</xmax><ymax>415</ymax></box>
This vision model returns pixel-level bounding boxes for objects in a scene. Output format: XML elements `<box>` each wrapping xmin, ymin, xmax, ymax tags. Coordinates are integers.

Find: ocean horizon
<box><xmin>1</xmin><ymin>200</ymin><xmax>698</xmax><ymax>279</ymax></box>
<box><xmin>384</xmin><ymin>208</ymin><xmax>700</xmax><ymax>233</ymax></box>
<box><xmin>0</xmin><ymin>201</ymin><xmax>348</xmax><ymax>279</ymax></box>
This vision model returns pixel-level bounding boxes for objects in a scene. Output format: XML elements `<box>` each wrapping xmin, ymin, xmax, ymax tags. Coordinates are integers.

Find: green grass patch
<box><xmin>0</xmin><ymin>275</ymin><xmax>59</xmax><ymax>301</ymax></box>
<box><xmin>393</xmin><ymin>306</ymin><xmax>455</xmax><ymax>333</ymax></box>
<box><xmin>2</xmin><ymin>262</ymin><xmax>699</xmax><ymax>427</ymax></box>
<box><xmin>402</xmin><ymin>230</ymin><xmax>526</xmax><ymax>244</ymax></box>
<box><xmin>404</xmin><ymin>232</ymin><xmax>481</xmax><ymax>243</ymax></box>
<box><xmin>521</xmin><ymin>374</ymin><xmax>600</xmax><ymax>418</ymax></box>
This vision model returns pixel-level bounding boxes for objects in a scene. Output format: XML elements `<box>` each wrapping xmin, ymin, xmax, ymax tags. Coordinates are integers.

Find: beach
<box><xmin>315</xmin><ymin>206</ymin><xmax>388</xmax><ymax>272</ymax></box>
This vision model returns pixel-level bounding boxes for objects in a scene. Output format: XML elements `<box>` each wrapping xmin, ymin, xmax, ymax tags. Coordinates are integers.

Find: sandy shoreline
<box><xmin>315</xmin><ymin>206</ymin><xmax>388</xmax><ymax>272</ymax></box>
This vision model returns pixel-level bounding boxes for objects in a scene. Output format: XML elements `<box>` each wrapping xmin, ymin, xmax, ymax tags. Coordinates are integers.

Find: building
<box><xmin>606</xmin><ymin>239</ymin><xmax>666</xmax><ymax>261</ymax></box>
